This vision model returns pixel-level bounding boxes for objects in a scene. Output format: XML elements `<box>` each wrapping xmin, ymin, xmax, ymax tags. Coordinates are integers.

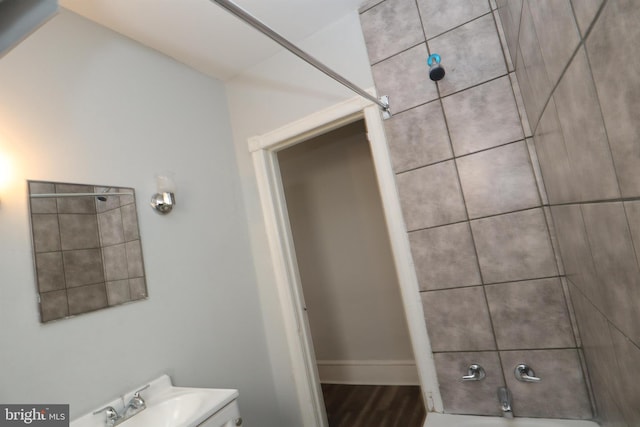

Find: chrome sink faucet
<box><xmin>122</xmin><ymin>384</ymin><xmax>149</xmax><ymax>419</ymax></box>
<box><xmin>93</xmin><ymin>385</ymin><xmax>149</xmax><ymax>427</ymax></box>
<box><xmin>498</xmin><ymin>386</ymin><xmax>514</xmax><ymax>418</ymax></box>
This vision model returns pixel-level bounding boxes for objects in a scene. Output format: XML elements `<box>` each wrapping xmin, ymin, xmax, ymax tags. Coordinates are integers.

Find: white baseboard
<box><xmin>317</xmin><ymin>359</ymin><xmax>420</xmax><ymax>386</ymax></box>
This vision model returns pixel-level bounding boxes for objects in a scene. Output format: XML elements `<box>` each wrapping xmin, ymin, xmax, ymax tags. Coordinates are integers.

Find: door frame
<box><xmin>249</xmin><ymin>91</ymin><xmax>443</xmax><ymax>427</ymax></box>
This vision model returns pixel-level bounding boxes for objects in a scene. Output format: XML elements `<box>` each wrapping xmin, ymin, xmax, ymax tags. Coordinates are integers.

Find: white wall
<box><xmin>0</xmin><ymin>10</ymin><xmax>285</xmax><ymax>426</ymax></box>
<box><xmin>278</xmin><ymin>121</ymin><xmax>417</xmax><ymax>384</ymax></box>
<box><xmin>225</xmin><ymin>9</ymin><xmax>376</xmax><ymax>420</ymax></box>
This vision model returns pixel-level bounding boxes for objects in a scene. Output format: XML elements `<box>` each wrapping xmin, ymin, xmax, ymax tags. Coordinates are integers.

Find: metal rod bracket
<box><xmin>379</xmin><ymin>95</ymin><xmax>391</xmax><ymax>119</ymax></box>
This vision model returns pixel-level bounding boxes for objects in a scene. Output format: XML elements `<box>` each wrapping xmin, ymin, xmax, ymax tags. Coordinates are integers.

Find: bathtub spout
<box><xmin>498</xmin><ymin>387</ymin><xmax>514</xmax><ymax>418</ymax></box>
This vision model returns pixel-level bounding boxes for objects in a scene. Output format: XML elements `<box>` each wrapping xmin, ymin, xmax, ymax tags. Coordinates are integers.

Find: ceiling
<box><xmin>59</xmin><ymin>0</ymin><xmax>364</xmax><ymax>81</ymax></box>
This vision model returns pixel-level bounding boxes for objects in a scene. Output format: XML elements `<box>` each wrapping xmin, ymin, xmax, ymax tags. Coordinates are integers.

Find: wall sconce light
<box><xmin>0</xmin><ymin>150</ymin><xmax>12</xmax><ymax>206</ymax></box>
<box><xmin>150</xmin><ymin>173</ymin><xmax>176</xmax><ymax>214</ymax></box>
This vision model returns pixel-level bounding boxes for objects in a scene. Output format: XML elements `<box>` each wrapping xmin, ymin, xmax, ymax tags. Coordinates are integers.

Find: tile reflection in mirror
<box><xmin>28</xmin><ymin>180</ymin><xmax>148</xmax><ymax>322</ymax></box>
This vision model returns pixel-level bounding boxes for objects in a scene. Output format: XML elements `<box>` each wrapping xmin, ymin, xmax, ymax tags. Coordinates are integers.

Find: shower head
<box><xmin>427</xmin><ymin>53</ymin><xmax>445</xmax><ymax>82</ymax></box>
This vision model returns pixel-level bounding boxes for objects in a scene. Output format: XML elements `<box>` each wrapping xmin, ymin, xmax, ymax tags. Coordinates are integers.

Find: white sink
<box><xmin>71</xmin><ymin>376</ymin><xmax>240</xmax><ymax>427</ymax></box>
<box><xmin>121</xmin><ymin>389</ymin><xmax>237</xmax><ymax>427</ymax></box>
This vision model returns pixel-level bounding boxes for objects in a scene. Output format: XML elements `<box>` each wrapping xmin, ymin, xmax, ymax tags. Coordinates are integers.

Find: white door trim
<box><xmin>249</xmin><ymin>91</ymin><xmax>443</xmax><ymax>427</ymax></box>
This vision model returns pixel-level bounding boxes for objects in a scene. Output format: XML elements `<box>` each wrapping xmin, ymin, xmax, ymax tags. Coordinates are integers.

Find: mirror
<box><xmin>27</xmin><ymin>180</ymin><xmax>148</xmax><ymax>322</ymax></box>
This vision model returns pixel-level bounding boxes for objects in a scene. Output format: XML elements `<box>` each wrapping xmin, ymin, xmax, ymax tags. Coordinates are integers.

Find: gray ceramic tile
<box><xmin>517</xmin><ymin>1</ymin><xmax>553</xmax><ymax>129</ymax></box>
<box><xmin>433</xmin><ymin>351</ymin><xmax>504</xmax><ymax>416</ymax></box>
<box><xmin>121</xmin><ymin>203</ymin><xmax>140</xmax><ymax>241</ymax></box>
<box><xmin>568</xmin><ymin>283</ymin><xmax>620</xmax><ymax>402</ymax></box>
<box><xmin>55</xmin><ymin>184</ymin><xmax>97</xmax><ymax>214</ymax></box>
<box><xmin>550</xmin><ymin>205</ymin><xmax>601</xmax><ymax>305</ymax></box>
<box><xmin>587</xmin><ymin>0</ymin><xmax>640</xmax><ymax>198</ymax></box>
<box><xmin>485</xmin><ymin>278</ymin><xmax>575</xmax><ymax>349</ymax></box>
<box><xmin>543</xmin><ymin>206</ymin><xmax>564</xmax><ymax>275</ymax></box>
<box><xmin>443</xmin><ymin>76</ymin><xmax>523</xmax><ymax>156</ymax></box>
<box><xmin>384</xmin><ymin>101</ymin><xmax>452</xmax><ymax>173</ymax></box>
<box><xmin>571</xmin><ymin>0</ymin><xmax>603</xmax><ymax>36</ymax></box>
<box><xmin>457</xmin><ymin>141</ymin><xmax>539</xmax><ymax>218</ymax></box>
<box><xmin>358</xmin><ymin>0</ymin><xmax>384</xmax><ymax>13</ymax></box>
<box><xmin>35</xmin><ymin>252</ymin><xmax>65</xmax><ymax>293</ymax></box>
<box><xmin>396</xmin><ymin>160</ymin><xmax>467</xmax><ymax>231</ymax></box>
<box><xmin>527</xmin><ymin>0</ymin><xmax>580</xmax><ymax>86</ymax></box>
<box><xmin>58</xmin><ymin>214</ymin><xmax>100</xmax><ymax>251</ymax></box>
<box><xmin>40</xmin><ymin>290</ymin><xmax>68</xmax><ymax>322</ymax></box>
<box><xmin>553</xmin><ymin>47</ymin><xmax>620</xmax><ymax>202</ymax></box>
<box><xmin>471</xmin><ymin>209</ymin><xmax>557</xmax><ymax>283</ymax></box>
<box><xmin>496</xmin><ymin>0</ymin><xmax>522</xmax><ymax>68</ymax></box>
<box><xmin>624</xmin><ymin>201</ymin><xmax>640</xmax><ymax>272</ymax></box>
<box><xmin>103</xmin><ymin>244</ymin><xmax>128</xmax><ymax>281</ymax></box>
<box><xmin>31</xmin><ymin>214</ymin><xmax>61</xmax><ymax>253</ymax></box>
<box><xmin>581</xmin><ymin>203</ymin><xmax>640</xmax><ymax>344</ymax></box>
<box><xmin>429</xmin><ymin>14</ymin><xmax>506</xmax><ymax>96</ymax></box>
<box><xmin>409</xmin><ymin>223</ymin><xmax>481</xmax><ymax>291</ymax></box>
<box><xmin>417</xmin><ymin>0</ymin><xmax>490</xmax><ymax>39</ymax></box>
<box><xmin>562</xmin><ymin>277</ymin><xmax>581</xmax><ymax>347</ymax></box>
<box><xmin>62</xmin><ymin>249</ymin><xmax>105</xmax><ymax>288</ymax></box>
<box><xmin>371</xmin><ymin>43</ymin><xmax>439</xmax><ymax>114</ymax></box>
<box><xmin>421</xmin><ymin>286</ymin><xmax>496</xmax><ymax>351</ymax></box>
<box><xmin>493</xmin><ymin>10</ymin><xmax>514</xmax><ymax>72</ymax></box>
<box><xmin>129</xmin><ymin>277</ymin><xmax>147</xmax><ymax>301</ymax></box>
<box><xmin>125</xmin><ymin>240</ymin><xmax>144</xmax><ymax>278</ymax></box>
<box><xmin>509</xmin><ymin>73</ymin><xmax>532</xmax><ymax>138</ymax></box>
<box><xmin>359</xmin><ymin>0</ymin><xmax>424</xmax><ymax>64</ymax></box>
<box><xmin>525</xmin><ymin>138</ymin><xmax>548</xmax><ymax>205</ymax></box>
<box><xmin>67</xmin><ymin>283</ymin><xmax>108</xmax><ymax>315</ymax></box>
<box><xmin>610</xmin><ymin>325</ymin><xmax>640</xmax><ymax>424</ymax></box>
<box><xmin>98</xmin><ymin>208</ymin><xmax>125</xmax><ymax>246</ymax></box>
<box><xmin>106</xmin><ymin>280</ymin><xmax>130</xmax><ymax>306</ymax></box>
<box><xmin>592</xmin><ymin>385</ymin><xmax>628</xmax><ymax>427</ymax></box>
<box><xmin>500</xmin><ymin>349</ymin><xmax>592</xmax><ymax>419</ymax></box>
<box><xmin>532</xmin><ymin>98</ymin><xmax>579</xmax><ymax>204</ymax></box>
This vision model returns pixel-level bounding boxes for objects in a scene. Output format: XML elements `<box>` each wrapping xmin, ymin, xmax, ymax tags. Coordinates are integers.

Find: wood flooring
<box><xmin>321</xmin><ymin>383</ymin><xmax>426</xmax><ymax>427</ymax></box>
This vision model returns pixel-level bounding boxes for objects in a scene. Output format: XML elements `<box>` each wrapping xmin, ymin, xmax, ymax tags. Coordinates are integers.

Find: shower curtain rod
<box><xmin>211</xmin><ymin>0</ymin><xmax>391</xmax><ymax>118</ymax></box>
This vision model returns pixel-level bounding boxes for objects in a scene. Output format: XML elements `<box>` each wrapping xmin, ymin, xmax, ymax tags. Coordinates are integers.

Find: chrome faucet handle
<box><xmin>462</xmin><ymin>364</ymin><xmax>486</xmax><ymax>381</ymax></box>
<box><xmin>133</xmin><ymin>384</ymin><xmax>150</xmax><ymax>395</ymax></box>
<box><xmin>92</xmin><ymin>406</ymin><xmax>120</xmax><ymax>426</ymax></box>
<box><xmin>515</xmin><ymin>364</ymin><xmax>541</xmax><ymax>382</ymax></box>
<box><xmin>130</xmin><ymin>384</ymin><xmax>150</xmax><ymax>408</ymax></box>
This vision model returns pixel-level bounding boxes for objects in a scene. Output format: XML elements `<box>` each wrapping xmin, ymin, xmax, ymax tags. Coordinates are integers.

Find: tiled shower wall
<box><xmin>359</xmin><ymin>0</ymin><xmax>592</xmax><ymax>418</ymax></box>
<box><xmin>497</xmin><ymin>0</ymin><xmax>640</xmax><ymax>425</ymax></box>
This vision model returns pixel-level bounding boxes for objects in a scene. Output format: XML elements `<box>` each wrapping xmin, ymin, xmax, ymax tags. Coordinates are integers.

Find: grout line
<box><xmin>406</xmin><ymin>205</ymin><xmax>545</xmax><ymax>235</ymax></box>
<box><xmin>370</xmin><ymin>40</ymin><xmax>426</xmax><ymax>68</ymax></box>
<box><xmin>431</xmin><ymin>346</ymin><xmax>583</xmax><ymax>354</ymax></box>
<box><xmin>528</xmin><ymin>0</ymin><xmax>609</xmax><ymax>136</ymax></box>
<box><xmin>560</xmin><ymin>277</ymin><xmax>582</xmax><ymax>348</ymax></box>
<box><xmin>491</xmin><ymin>7</ymin><xmax>513</xmax><ymax>73</ymax></box>
<box><xmin>425</xmin><ymin>10</ymin><xmax>494</xmax><ymax>42</ymax></box>
<box><xmin>418</xmin><ymin>274</ymin><xmax>565</xmax><ymax>294</ymax></box>
<box><xmin>566</xmin><ymin>276</ymin><xmax>640</xmax><ymax>353</ymax></box>
<box><xmin>358</xmin><ymin>0</ymin><xmax>386</xmax><ymax>15</ymax></box>
<box><xmin>545</xmin><ymin>195</ymin><xmax>640</xmax><ymax>208</ymax></box>
<box><xmin>396</xmin><ymin>137</ymin><xmax>528</xmax><ymax>177</ymax></box>
<box><xmin>439</xmin><ymin>72</ymin><xmax>510</xmax><ymax>101</ymax></box>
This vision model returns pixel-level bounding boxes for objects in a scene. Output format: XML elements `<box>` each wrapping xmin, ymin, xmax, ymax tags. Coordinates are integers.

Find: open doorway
<box><xmin>277</xmin><ymin>120</ymin><xmax>425</xmax><ymax>426</ymax></box>
<box><xmin>249</xmin><ymin>95</ymin><xmax>443</xmax><ymax>427</ymax></box>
